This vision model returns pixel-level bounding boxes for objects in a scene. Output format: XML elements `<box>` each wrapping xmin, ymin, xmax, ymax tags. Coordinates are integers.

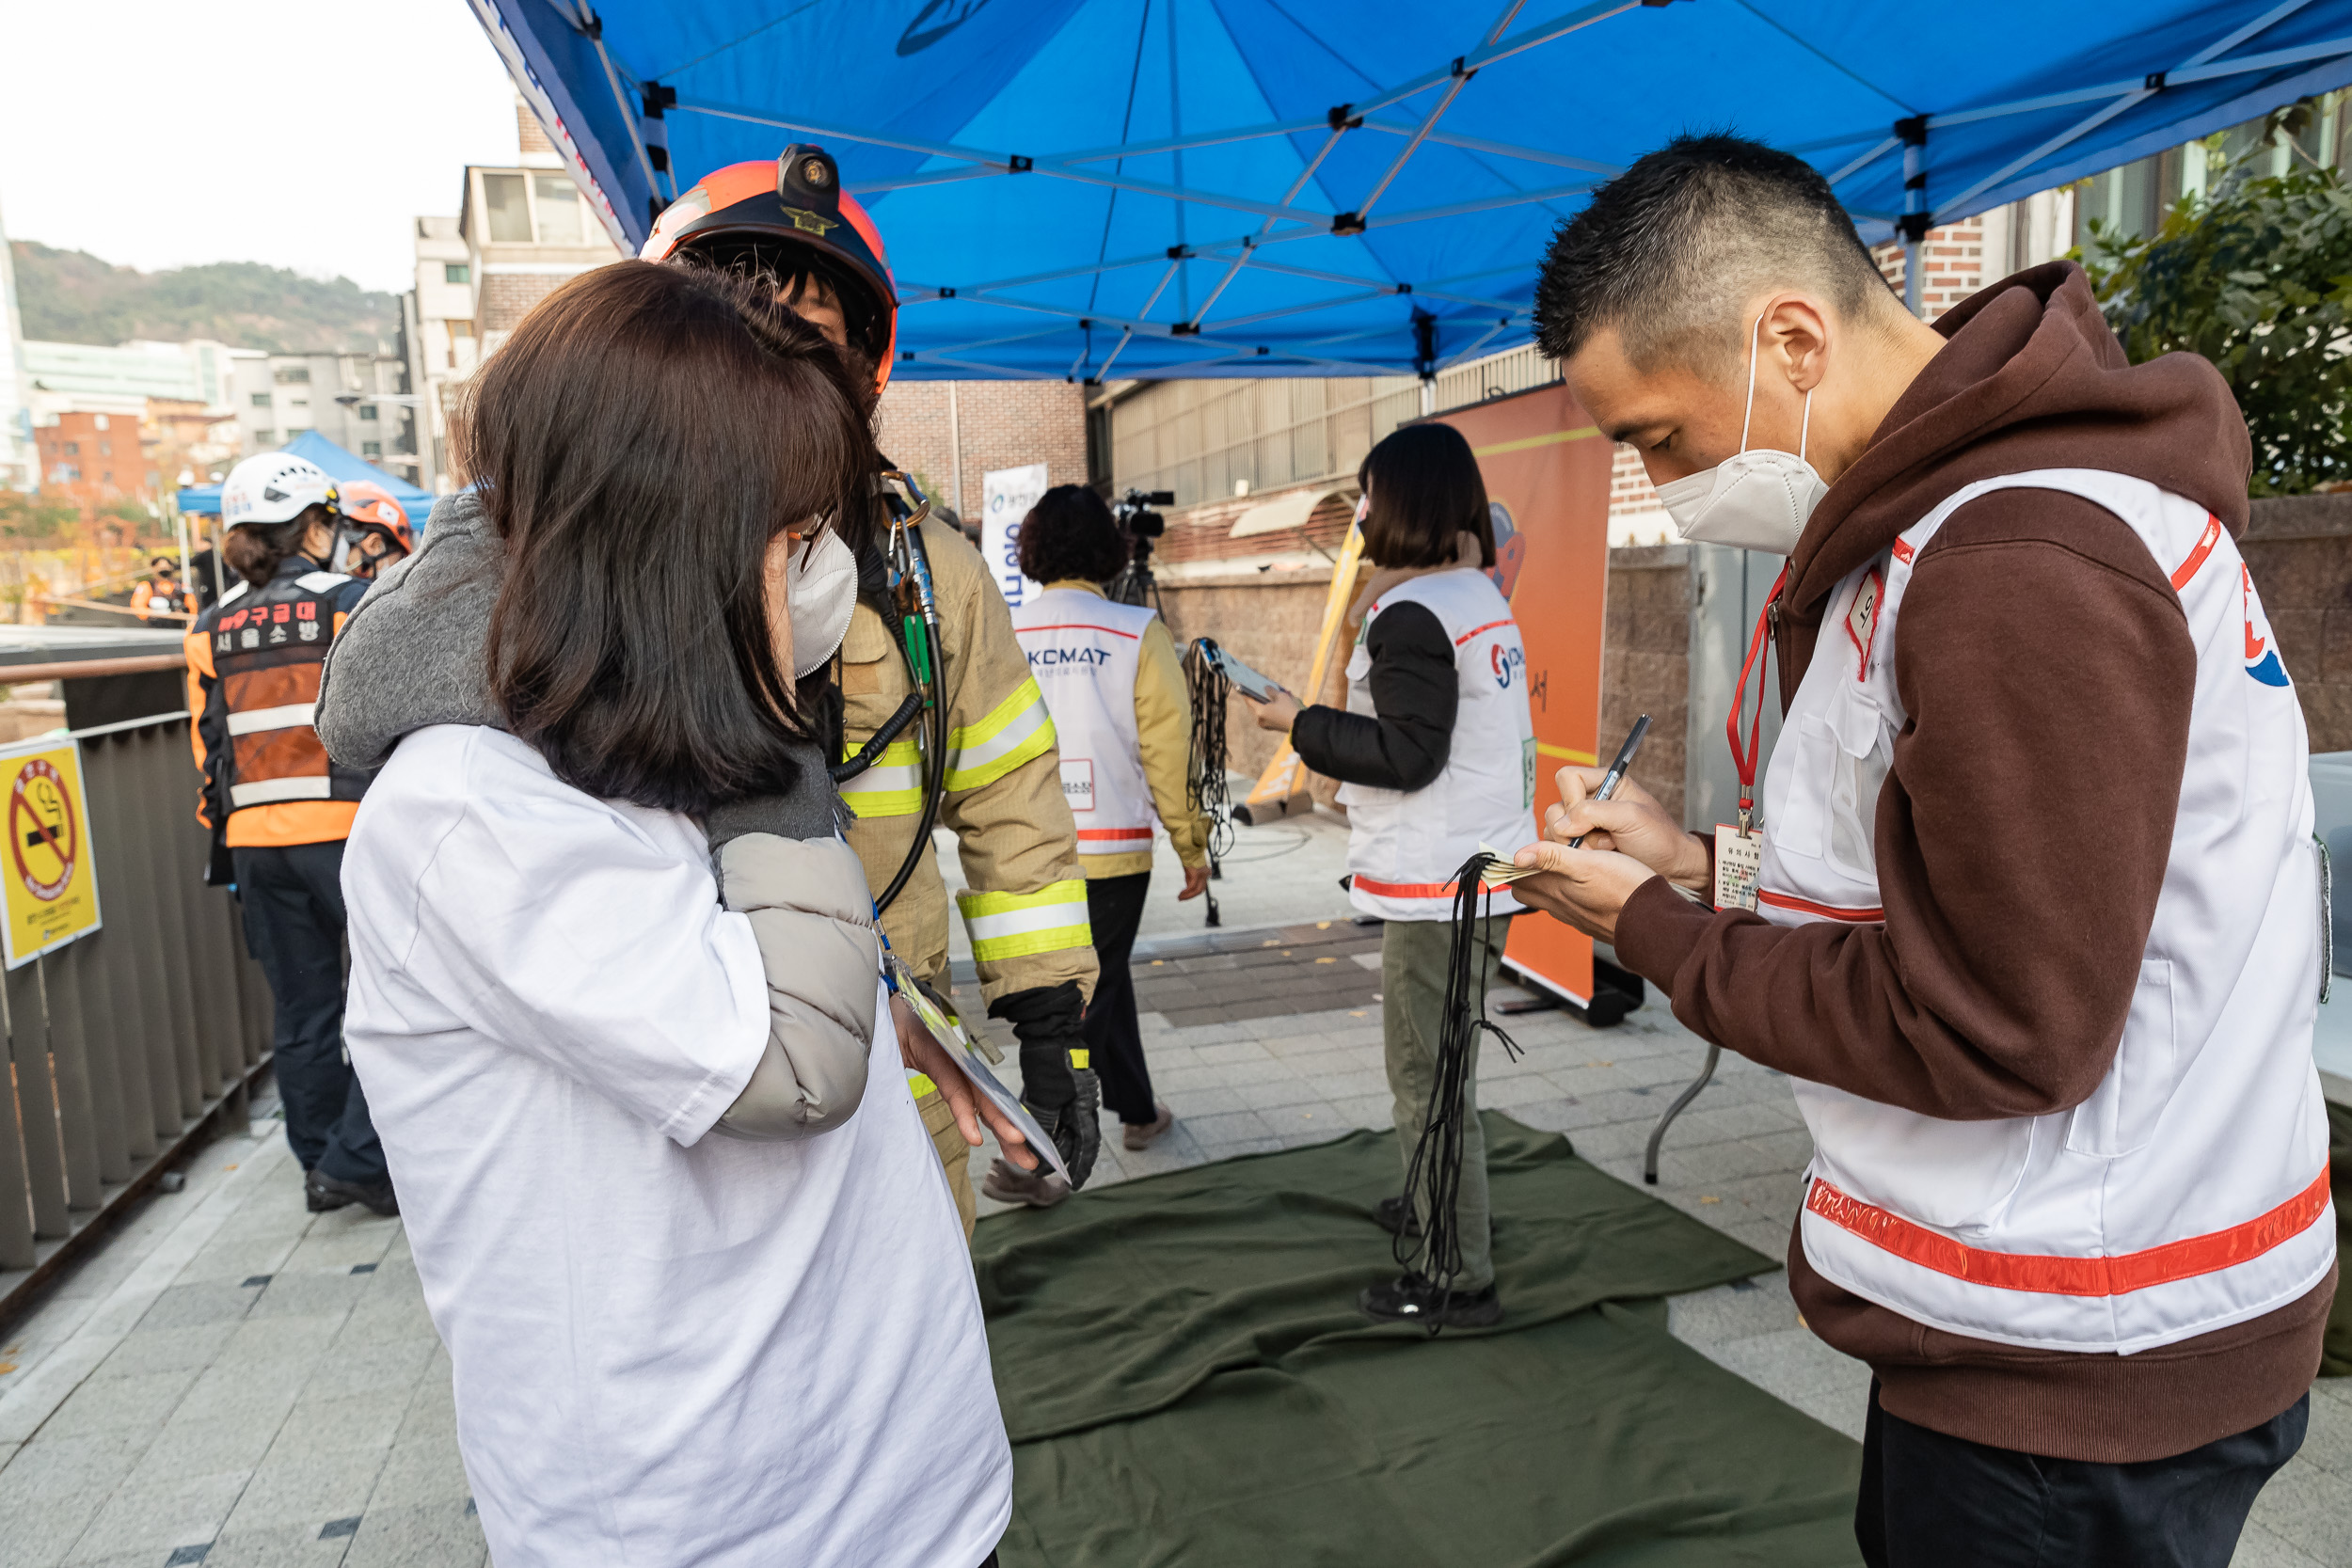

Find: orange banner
<box><xmin>1438</xmin><ymin>387</ymin><xmax>1613</xmax><ymax>1006</ymax></box>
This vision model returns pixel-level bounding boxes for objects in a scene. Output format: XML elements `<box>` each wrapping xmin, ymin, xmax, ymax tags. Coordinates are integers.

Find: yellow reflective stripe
<box><xmin>957</xmin><ymin>879</ymin><xmax>1093</xmax><ymax>962</ymax></box>
<box><xmin>906</xmin><ymin>1071</ymin><xmax>938</xmax><ymax>1100</ymax></box>
<box><xmin>1069</xmin><ymin>1050</ymin><xmax>1089</xmax><ymax>1070</ymax></box>
<box><xmin>838</xmin><ymin>736</ymin><xmax>923</xmax><ymax>817</ymax></box>
<box><xmin>945</xmin><ymin>678</ymin><xmax>1056</xmax><ymax>793</ymax></box>
<box><xmin>967</xmin><ymin>923</ymin><xmax>1093</xmax><ymax>961</ymax></box>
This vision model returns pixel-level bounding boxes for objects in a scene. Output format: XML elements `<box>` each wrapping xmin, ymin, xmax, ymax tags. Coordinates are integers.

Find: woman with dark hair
<box><xmin>991</xmin><ymin>486</ymin><xmax>1208</xmax><ymax>1202</ymax></box>
<box><xmin>330</xmin><ymin>261</ymin><xmax>1017</xmax><ymax>1568</ymax></box>
<box><xmin>1249</xmin><ymin>421</ymin><xmax>1536</xmax><ymax>1329</ymax></box>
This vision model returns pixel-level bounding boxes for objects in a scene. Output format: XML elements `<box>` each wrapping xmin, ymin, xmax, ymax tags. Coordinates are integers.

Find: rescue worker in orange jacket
<box><xmin>131</xmin><ymin>556</ymin><xmax>195</xmax><ymax>621</ymax></box>
<box><xmin>333</xmin><ymin>481</ymin><xmax>414</xmax><ymax>582</ymax></box>
<box><xmin>185</xmin><ymin>452</ymin><xmax>392</xmax><ymax>1216</ymax></box>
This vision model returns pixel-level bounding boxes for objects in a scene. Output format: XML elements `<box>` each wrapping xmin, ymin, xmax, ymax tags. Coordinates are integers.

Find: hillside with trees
<box><xmin>9</xmin><ymin>240</ymin><xmax>400</xmax><ymax>353</ymax></box>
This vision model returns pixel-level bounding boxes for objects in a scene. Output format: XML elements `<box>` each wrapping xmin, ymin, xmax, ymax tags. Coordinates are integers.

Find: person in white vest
<box><xmin>1511</xmin><ymin>134</ymin><xmax>2333</xmax><ymax>1567</ymax></box>
<box><xmin>992</xmin><ymin>487</ymin><xmax>1209</xmax><ymax>1205</ymax></box>
<box><xmin>1249</xmin><ymin>422</ymin><xmax>1537</xmax><ymax>1328</ymax></box>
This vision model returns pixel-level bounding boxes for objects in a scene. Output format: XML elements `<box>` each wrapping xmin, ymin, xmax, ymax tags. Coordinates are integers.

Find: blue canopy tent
<box><xmin>176</xmin><ymin>431</ymin><xmax>436</xmax><ymax>526</ymax></box>
<box><xmin>470</xmin><ymin>0</ymin><xmax>2352</xmax><ymax>382</ymax></box>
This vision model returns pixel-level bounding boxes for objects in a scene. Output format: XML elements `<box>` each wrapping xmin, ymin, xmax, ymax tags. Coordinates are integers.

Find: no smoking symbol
<box><xmin>11</xmin><ymin>760</ymin><xmax>77</xmax><ymax>902</ymax></box>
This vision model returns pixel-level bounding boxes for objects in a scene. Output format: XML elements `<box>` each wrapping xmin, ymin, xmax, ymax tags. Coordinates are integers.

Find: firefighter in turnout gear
<box><xmin>186</xmin><ymin>452</ymin><xmax>394</xmax><ymax>1217</ymax></box>
<box><xmin>645</xmin><ymin>143</ymin><xmax>1102</xmax><ymax>1225</ymax></box>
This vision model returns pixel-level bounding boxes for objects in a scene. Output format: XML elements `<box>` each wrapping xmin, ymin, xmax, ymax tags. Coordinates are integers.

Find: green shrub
<box><xmin>2083</xmin><ymin>146</ymin><xmax>2352</xmax><ymax>496</ymax></box>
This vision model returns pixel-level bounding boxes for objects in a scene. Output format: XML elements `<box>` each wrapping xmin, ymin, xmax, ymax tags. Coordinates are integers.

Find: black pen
<box><xmin>1566</xmin><ymin>713</ymin><xmax>1650</xmax><ymax>849</ymax></box>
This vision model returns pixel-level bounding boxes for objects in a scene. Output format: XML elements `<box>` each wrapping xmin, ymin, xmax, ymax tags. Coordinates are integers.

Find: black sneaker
<box><xmin>307</xmin><ymin>1168</ymin><xmax>399</xmax><ymax>1217</ymax></box>
<box><xmin>1359</xmin><ymin>1272</ymin><xmax>1502</xmax><ymax>1329</ymax></box>
<box><xmin>1372</xmin><ymin>1195</ymin><xmax>1422</xmax><ymax>1238</ymax></box>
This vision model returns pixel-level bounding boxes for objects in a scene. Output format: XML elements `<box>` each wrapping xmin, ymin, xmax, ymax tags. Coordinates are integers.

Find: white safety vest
<box><xmin>1760</xmin><ymin>469</ymin><xmax>2335</xmax><ymax>1354</ymax></box>
<box><xmin>1340</xmin><ymin>568</ymin><xmax>1537</xmax><ymax>921</ymax></box>
<box><xmin>1011</xmin><ymin>588</ymin><xmax>1158</xmax><ymax>858</ymax></box>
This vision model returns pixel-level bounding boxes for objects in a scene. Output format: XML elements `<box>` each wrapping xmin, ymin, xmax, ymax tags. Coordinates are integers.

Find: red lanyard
<box><xmin>1724</xmin><ymin>565</ymin><xmax>1788</xmax><ymax>832</ymax></box>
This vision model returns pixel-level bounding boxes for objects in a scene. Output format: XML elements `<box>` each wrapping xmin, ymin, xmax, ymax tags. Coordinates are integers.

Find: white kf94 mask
<box><xmin>1652</xmin><ymin>312</ymin><xmax>1829</xmax><ymax>556</ymax></box>
<box><xmin>787</xmin><ymin>526</ymin><xmax>859</xmax><ymax>677</ymax></box>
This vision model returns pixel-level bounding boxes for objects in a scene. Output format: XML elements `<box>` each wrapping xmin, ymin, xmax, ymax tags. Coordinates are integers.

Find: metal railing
<box><xmin>0</xmin><ymin>684</ymin><xmax>273</xmax><ymax>1303</ymax></box>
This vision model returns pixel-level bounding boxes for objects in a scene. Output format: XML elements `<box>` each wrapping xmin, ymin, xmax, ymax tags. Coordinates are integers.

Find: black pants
<box><xmin>234</xmin><ymin>841</ymin><xmax>387</xmax><ymax>1185</ymax></box>
<box><xmin>1856</xmin><ymin>1381</ymin><xmax>2305</xmax><ymax>1568</ymax></box>
<box><xmin>1081</xmin><ymin>872</ymin><xmax>1156</xmax><ymax>1125</ymax></box>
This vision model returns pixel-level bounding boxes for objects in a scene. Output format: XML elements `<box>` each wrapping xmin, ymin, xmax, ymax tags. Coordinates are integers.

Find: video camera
<box><xmin>1106</xmin><ymin>488</ymin><xmax>1176</xmax><ymax>607</ymax></box>
<box><xmin>1113</xmin><ymin>488</ymin><xmax>1174</xmax><ymax>538</ymax></box>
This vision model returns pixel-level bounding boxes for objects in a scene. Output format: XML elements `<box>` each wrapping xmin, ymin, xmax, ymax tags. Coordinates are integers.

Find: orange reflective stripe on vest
<box><xmin>1806</xmin><ymin>1168</ymin><xmax>2332</xmax><ymax>1298</ymax></box>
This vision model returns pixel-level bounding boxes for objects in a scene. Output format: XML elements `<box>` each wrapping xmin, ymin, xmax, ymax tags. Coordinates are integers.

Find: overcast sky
<box><xmin>0</xmin><ymin>0</ymin><xmax>524</xmax><ymax>294</ymax></box>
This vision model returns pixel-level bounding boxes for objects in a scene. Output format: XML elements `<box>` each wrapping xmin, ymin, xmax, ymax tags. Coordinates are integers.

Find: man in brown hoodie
<box><xmin>1514</xmin><ymin>135</ymin><xmax>2336</xmax><ymax>1567</ymax></box>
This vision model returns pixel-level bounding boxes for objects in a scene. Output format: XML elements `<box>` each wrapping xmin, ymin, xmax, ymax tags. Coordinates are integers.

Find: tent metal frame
<box><xmin>506</xmin><ymin>0</ymin><xmax>2352</xmax><ymax>376</ymax></box>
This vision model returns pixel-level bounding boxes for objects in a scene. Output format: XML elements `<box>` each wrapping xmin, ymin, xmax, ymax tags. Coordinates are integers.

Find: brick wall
<box><xmin>1871</xmin><ymin>216</ymin><xmax>1991</xmax><ymax>321</ymax></box>
<box><xmin>481</xmin><ymin>272</ymin><xmax>565</xmax><ymax>334</ymax></box>
<box><xmin>871</xmin><ymin>380</ymin><xmax>1088</xmax><ymax>520</ymax></box>
<box><xmin>2242</xmin><ymin>494</ymin><xmax>2352</xmax><ymax>752</ymax></box>
<box><xmin>1598</xmin><ymin>546</ymin><xmax>1691</xmax><ymax>824</ymax></box>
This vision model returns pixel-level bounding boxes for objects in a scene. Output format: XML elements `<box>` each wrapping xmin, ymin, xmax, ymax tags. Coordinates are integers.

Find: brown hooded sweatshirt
<box><xmin>1613</xmin><ymin>261</ymin><xmax>2334</xmax><ymax>1464</ymax></box>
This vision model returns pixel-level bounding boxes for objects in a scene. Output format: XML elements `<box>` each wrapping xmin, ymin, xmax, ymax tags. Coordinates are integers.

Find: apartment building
<box><xmin>227</xmin><ymin>350</ymin><xmax>418</xmax><ymax>483</ymax></box>
<box><xmin>400</xmin><ymin>100</ymin><xmax>623</xmax><ymax>493</ymax></box>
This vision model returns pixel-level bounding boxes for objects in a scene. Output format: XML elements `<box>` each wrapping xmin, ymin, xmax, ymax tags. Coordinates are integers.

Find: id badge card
<box><xmin>1713</xmin><ymin>825</ymin><xmax>1763</xmax><ymax>912</ymax></box>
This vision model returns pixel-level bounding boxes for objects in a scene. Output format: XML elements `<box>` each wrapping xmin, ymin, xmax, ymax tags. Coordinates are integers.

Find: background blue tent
<box><xmin>177</xmin><ymin>431</ymin><xmax>436</xmax><ymax>527</ymax></box>
<box><xmin>472</xmin><ymin>0</ymin><xmax>2352</xmax><ymax>381</ymax></box>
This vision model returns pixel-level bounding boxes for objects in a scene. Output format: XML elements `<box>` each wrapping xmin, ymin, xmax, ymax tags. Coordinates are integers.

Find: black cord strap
<box><xmin>1183</xmin><ymin>639</ymin><xmax>1240</xmax><ymax>927</ymax></box>
<box><xmin>1396</xmin><ymin>850</ymin><xmax>1521</xmax><ymax>1331</ymax></box>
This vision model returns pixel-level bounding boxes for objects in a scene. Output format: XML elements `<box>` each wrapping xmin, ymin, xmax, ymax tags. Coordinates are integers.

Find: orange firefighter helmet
<box><xmin>641</xmin><ymin>143</ymin><xmax>898</xmax><ymax>394</ymax></box>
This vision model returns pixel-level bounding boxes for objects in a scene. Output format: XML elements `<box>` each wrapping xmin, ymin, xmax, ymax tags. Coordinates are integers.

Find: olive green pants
<box><xmin>1382</xmin><ymin>915</ymin><xmax>1505</xmax><ymax>1292</ymax></box>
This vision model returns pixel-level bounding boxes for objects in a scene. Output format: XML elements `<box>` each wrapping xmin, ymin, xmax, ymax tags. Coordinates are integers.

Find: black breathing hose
<box><xmin>1396</xmin><ymin>851</ymin><xmax>1524</xmax><ymax>1330</ymax></box>
<box><xmin>873</xmin><ymin>519</ymin><xmax>947</xmax><ymax>917</ymax></box>
<box><xmin>830</xmin><ymin>692</ymin><xmax>923</xmax><ymax>784</ymax></box>
<box><xmin>1184</xmin><ymin>639</ymin><xmax>1240</xmax><ymax>927</ymax></box>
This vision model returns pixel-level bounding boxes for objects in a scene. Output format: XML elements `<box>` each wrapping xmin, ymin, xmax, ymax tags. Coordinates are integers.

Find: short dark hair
<box><xmin>1358</xmin><ymin>423</ymin><xmax>1493</xmax><ymax>571</ymax></box>
<box><xmin>1016</xmin><ymin>485</ymin><xmax>1125</xmax><ymax>584</ymax></box>
<box><xmin>223</xmin><ymin>505</ymin><xmax>327</xmax><ymax>587</ymax></box>
<box><xmin>456</xmin><ymin>261</ymin><xmax>874</xmax><ymax>816</ymax></box>
<box><xmin>1534</xmin><ymin>133</ymin><xmax>1896</xmax><ymax>378</ymax></box>
<box><xmin>672</xmin><ymin>239</ymin><xmax>884</xmax><ymax>412</ymax></box>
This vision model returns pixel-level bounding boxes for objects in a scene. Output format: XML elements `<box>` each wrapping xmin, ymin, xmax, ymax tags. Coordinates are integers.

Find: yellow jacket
<box><xmin>1038</xmin><ymin>579</ymin><xmax>1210</xmax><ymax>879</ymax></box>
<box><xmin>836</xmin><ymin>515</ymin><xmax>1099</xmax><ymax>1009</ymax></box>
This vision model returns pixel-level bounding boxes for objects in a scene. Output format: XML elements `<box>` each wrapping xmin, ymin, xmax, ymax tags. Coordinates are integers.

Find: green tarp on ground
<box><xmin>977</xmin><ymin>1114</ymin><xmax>1866</xmax><ymax>1567</ymax></box>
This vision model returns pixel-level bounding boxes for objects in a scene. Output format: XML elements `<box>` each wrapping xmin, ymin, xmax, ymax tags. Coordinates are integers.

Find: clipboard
<box><xmin>1194</xmin><ymin>638</ymin><xmax>1282</xmax><ymax>703</ymax></box>
<box><xmin>889</xmin><ymin>955</ymin><xmax>1069</xmax><ymax>1180</ymax></box>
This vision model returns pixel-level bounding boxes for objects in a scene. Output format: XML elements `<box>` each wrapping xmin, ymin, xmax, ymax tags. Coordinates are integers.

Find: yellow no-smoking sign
<box><xmin>0</xmin><ymin>738</ymin><xmax>101</xmax><ymax>969</ymax></box>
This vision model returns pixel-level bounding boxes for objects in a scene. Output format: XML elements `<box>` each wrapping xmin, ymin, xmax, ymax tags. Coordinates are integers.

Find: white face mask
<box><xmin>1653</xmin><ymin>312</ymin><xmax>1829</xmax><ymax>556</ymax></box>
<box><xmin>787</xmin><ymin>527</ymin><xmax>858</xmax><ymax>678</ymax></box>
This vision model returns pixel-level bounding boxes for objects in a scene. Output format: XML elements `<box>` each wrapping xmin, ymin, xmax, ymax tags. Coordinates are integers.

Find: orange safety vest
<box><xmin>184</xmin><ymin>561</ymin><xmax>373</xmax><ymax>847</ymax></box>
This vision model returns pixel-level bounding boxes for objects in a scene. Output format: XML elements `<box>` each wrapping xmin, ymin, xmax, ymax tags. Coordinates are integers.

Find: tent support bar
<box><xmin>1351</xmin><ymin>0</ymin><xmax>1643</xmax><ymax>121</ymax></box>
<box><xmin>1827</xmin><ymin>135</ymin><xmax>1899</xmax><ymax>186</ymax></box>
<box><xmin>1354</xmin><ymin>0</ymin><xmax>1529</xmax><ymax>220</ymax></box>
<box><xmin>587</xmin><ymin>34</ymin><xmax>663</xmax><ymax>215</ymax></box>
<box><xmin>1937</xmin><ymin>5</ymin><xmax>2312</xmax><ymax>217</ymax></box>
<box><xmin>1372</xmin><ymin>121</ymin><xmax>1622</xmax><ymax>174</ymax></box>
<box><xmin>1438</xmin><ymin>318</ymin><xmax>1515</xmax><ymax>369</ymax></box>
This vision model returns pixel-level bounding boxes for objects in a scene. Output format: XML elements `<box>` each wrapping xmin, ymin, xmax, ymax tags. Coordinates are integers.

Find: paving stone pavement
<box><xmin>4</xmin><ymin>906</ymin><xmax>2347</xmax><ymax>1565</ymax></box>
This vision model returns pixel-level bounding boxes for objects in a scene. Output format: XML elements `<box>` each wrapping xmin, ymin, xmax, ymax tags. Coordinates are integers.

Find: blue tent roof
<box><xmin>177</xmin><ymin>431</ymin><xmax>435</xmax><ymax>525</ymax></box>
<box><xmin>474</xmin><ymin>0</ymin><xmax>2352</xmax><ymax>381</ymax></box>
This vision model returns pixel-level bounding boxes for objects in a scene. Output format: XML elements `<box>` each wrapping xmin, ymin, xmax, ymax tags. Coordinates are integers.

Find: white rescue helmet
<box><xmin>220</xmin><ymin>452</ymin><xmax>337</xmax><ymax>528</ymax></box>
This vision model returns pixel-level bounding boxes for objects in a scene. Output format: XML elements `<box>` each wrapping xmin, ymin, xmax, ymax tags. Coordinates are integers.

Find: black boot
<box><xmin>307</xmin><ymin>1167</ymin><xmax>399</xmax><ymax>1217</ymax></box>
<box><xmin>1372</xmin><ymin>1195</ymin><xmax>1422</xmax><ymax>1237</ymax></box>
<box><xmin>1359</xmin><ymin>1272</ymin><xmax>1502</xmax><ymax>1328</ymax></box>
